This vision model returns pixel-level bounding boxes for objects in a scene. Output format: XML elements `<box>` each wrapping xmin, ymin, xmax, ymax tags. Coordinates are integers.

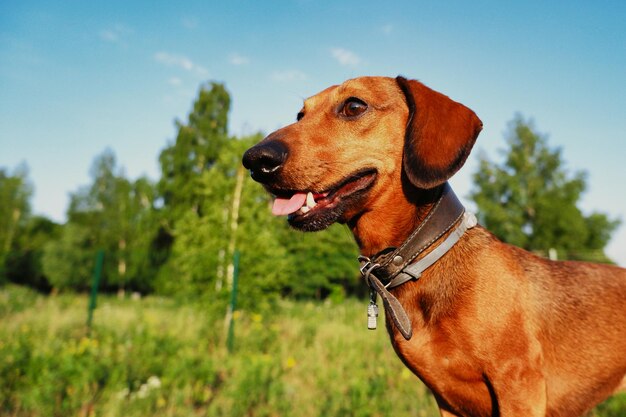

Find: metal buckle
<box><xmin>361</xmin><ymin>262</ymin><xmax>380</xmax><ymax>279</ymax></box>
<box><xmin>358</xmin><ymin>255</ymin><xmax>372</xmax><ymax>276</ymax></box>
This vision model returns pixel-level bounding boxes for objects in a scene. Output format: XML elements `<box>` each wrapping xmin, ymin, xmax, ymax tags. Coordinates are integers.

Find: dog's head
<box><xmin>242</xmin><ymin>76</ymin><xmax>482</xmax><ymax>232</ymax></box>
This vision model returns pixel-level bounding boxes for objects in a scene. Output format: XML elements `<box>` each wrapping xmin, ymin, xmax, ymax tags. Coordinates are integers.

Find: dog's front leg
<box><xmin>487</xmin><ymin>364</ymin><xmax>547</xmax><ymax>416</ymax></box>
<box><xmin>438</xmin><ymin>408</ymin><xmax>461</xmax><ymax>417</ymax></box>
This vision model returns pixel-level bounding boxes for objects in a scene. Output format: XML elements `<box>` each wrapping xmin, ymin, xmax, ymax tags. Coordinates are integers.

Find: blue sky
<box><xmin>1</xmin><ymin>1</ymin><xmax>625</xmax><ymax>265</ymax></box>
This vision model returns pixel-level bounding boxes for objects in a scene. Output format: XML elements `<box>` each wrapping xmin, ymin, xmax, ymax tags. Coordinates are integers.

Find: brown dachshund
<box><xmin>242</xmin><ymin>76</ymin><xmax>626</xmax><ymax>417</ymax></box>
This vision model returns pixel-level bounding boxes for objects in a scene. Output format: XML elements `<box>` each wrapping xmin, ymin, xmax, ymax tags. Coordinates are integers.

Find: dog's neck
<box><xmin>351</xmin><ymin>181</ymin><xmax>471</xmax><ymax>338</ymax></box>
<box><xmin>349</xmin><ymin>181</ymin><xmax>443</xmax><ymax>257</ymax></box>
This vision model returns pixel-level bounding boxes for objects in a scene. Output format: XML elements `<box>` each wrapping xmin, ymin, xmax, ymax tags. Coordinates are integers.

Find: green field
<box><xmin>1</xmin><ymin>285</ymin><xmax>624</xmax><ymax>417</ymax></box>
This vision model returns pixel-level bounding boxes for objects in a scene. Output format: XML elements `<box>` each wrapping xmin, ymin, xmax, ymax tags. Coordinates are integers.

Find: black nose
<box><xmin>242</xmin><ymin>140</ymin><xmax>288</xmax><ymax>180</ymax></box>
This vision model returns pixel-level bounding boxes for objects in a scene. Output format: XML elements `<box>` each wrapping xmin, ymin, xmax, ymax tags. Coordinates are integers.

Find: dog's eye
<box><xmin>296</xmin><ymin>111</ymin><xmax>304</xmax><ymax>121</ymax></box>
<box><xmin>341</xmin><ymin>98</ymin><xmax>368</xmax><ymax>118</ymax></box>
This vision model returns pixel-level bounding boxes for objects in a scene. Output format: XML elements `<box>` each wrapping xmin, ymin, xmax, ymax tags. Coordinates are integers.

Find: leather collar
<box><xmin>359</xmin><ymin>183</ymin><xmax>473</xmax><ymax>340</ymax></box>
<box><xmin>367</xmin><ymin>182</ymin><xmax>465</xmax><ymax>282</ymax></box>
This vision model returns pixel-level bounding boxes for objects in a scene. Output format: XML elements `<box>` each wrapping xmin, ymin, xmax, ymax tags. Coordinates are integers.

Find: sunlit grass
<box><xmin>0</xmin><ymin>285</ymin><xmax>623</xmax><ymax>416</ymax></box>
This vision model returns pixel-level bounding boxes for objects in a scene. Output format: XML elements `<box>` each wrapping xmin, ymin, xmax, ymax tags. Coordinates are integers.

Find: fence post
<box><xmin>87</xmin><ymin>250</ymin><xmax>104</xmax><ymax>334</ymax></box>
<box><xmin>548</xmin><ymin>248</ymin><xmax>558</xmax><ymax>260</ymax></box>
<box><xmin>226</xmin><ymin>250</ymin><xmax>240</xmax><ymax>352</ymax></box>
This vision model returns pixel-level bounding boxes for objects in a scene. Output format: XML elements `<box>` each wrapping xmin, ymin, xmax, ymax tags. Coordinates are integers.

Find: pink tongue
<box><xmin>272</xmin><ymin>193</ymin><xmax>307</xmax><ymax>216</ymax></box>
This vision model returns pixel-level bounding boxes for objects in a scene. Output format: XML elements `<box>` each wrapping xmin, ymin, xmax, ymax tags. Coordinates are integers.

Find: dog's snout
<box><xmin>242</xmin><ymin>140</ymin><xmax>288</xmax><ymax>180</ymax></box>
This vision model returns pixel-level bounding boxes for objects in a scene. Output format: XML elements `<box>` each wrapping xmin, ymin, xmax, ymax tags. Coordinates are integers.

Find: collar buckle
<box><xmin>358</xmin><ymin>255</ymin><xmax>375</xmax><ymax>276</ymax></box>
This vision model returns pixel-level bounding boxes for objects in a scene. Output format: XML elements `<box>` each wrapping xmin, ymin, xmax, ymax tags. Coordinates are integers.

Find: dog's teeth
<box><xmin>300</xmin><ymin>206</ymin><xmax>310</xmax><ymax>214</ymax></box>
<box><xmin>306</xmin><ymin>192</ymin><xmax>316</xmax><ymax>208</ymax></box>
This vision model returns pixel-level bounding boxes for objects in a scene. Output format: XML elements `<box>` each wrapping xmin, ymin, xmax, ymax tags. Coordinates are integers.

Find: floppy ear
<box><xmin>396</xmin><ymin>76</ymin><xmax>482</xmax><ymax>189</ymax></box>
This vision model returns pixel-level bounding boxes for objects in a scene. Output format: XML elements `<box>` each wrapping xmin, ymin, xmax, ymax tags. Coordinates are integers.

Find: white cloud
<box><xmin>100</xmin><ymin>30</ymin><xmax>119</xmax><ymax>43</ymax></box>
<box><xmin>271</xmin><ymin>70</ymin><xmax>307</xmax><ymax>82</ymax></box>
<box><xmin>181</xmin><ymin>17</ymin><xmax>198</xmax><ymax>30</ymax></box>
<box><xmin>155</xmin><ymin>52</ymin><xmax>193</xmax><ymax>70</ymax></box>
<box><xmin>168</xmin><ymin>77</ymin><xmax>182</xmax><ymax>86</ymax></box>
<box><xmin>154</xmin><ymin>51</ymin><xmax>209</xmax><ymax>77</ymax></box>
<box><xmin>99</xmin><ymin>24</ymin><xmax>132</xmax><ymax>45</ymax></box>
<box><xmin>381</xmin><ymin>24</ymin><xmax>394</xmax><ymax>35</ymax></box>
<box><xmin>330</xmin><ymin>47</ymin><xmax>361</xmax><ymax>67</ymax></box>
<box><xmin>229</xmin><ymin>53</ymin><xmax>250</xmax><ymax>66</ymax></box>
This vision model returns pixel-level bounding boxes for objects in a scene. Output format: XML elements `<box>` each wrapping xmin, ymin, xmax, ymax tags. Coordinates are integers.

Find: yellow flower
<box><xmin>77</xmin><ymin>337</ymin><xmax>92</xmax><ymax>354</ymax></box>
<box><xmin>285</xmin><ymin>356</ymin><xmax>297</xmax><ymax>369</ymax></box>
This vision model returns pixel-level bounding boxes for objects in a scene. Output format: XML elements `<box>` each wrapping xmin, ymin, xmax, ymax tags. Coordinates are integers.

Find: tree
<box><xmin>0</xmin><ymin>164</ymin><xmax>62</xmax><ymax>290</ymax></box>
<box><xmin>158</xmin><ymin>82</ymin><xmax>231</xmax><ymax>225</ymax></box>
<box><xmin>42</xmin><ymin>223</ymin><xmax>94</xmax><ymax>291</ymax></box>
<box><xmin>155</xmin><ymin>129</ymin><xmax>294</xmax><ymax>308</ymax></box>
<box><xmin>45</xmin><ymin>150</ymin><xmax>160</xmax><ymax>292</ymax></box>
<box><xmin>277</xmin><ymin>223</ymin><xmax>359</xmax><ymax>300</ymax></box>
<box><xmin>124</xmin><ymin>176</ymin><xmax>163</xmax><ymax>293</ymax></box>
<box><xmin>470</xmin><ymin>115</ymin><xmax>620</xmax><ymax>262</ymax></box>
<box><xmin>155</xmin><ymin>83</ymin><xmax>233</xmax><ymax>295</ymax></box>
<box><xmin>0</xmin><ymin>164</ymin><xmax>32</xmax><ymax>283</ymax></box>
<box><xmin>5</xmin><ymin>216</ymin><xmax>61</xmax><ymax>291</ymax></box>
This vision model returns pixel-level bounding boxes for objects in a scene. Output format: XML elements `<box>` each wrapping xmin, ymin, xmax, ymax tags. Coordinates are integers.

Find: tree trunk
<box><xmin>3</xmin><ymin>208</ymin><xmax>21</xmax><ymax>253</ymax></box>
<box><xmin>118</xmin><ymin>238</ymin><xmax>127</xmax><ymax>297</ymax></box>
<box><xmin>226</xmin><ymin>166</ymin><xmax>245</xmax><ymax>289</ymax></box>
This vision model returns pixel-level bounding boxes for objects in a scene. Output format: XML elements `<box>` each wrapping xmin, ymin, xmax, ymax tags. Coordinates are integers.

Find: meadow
<box><xmin>1</xmin><ymin>285</ymin><xmax>624</xmax><ymax>417</ymax></box>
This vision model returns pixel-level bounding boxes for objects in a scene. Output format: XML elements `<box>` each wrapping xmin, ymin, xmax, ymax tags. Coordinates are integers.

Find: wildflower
<box><xmin>285</xmin><ymin>356</ymin><xmax>297</xmax><ymax>369</ymax></box>
<box><xmin>147</xmin><ymin>375</ymin><xmax>162</xmax><ymax>389</ymax></box>
<box><xmin>136</xmin><ymin>384</ymin><xmax>149</xmax><ymax>399</ymax></box>
<box><xmin>116</xmin><ymin>387</ymin><xmax>130</xmax><ymax>399</ymax></box>
<box><xmin>77</xmin><ymin>338</ymin><xmax>89</xmax><ymax>354</ymax></box>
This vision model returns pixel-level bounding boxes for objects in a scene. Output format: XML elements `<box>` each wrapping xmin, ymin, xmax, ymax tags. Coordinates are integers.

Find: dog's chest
<box><xmin>392</xmin><ymin>330</ymin><xmax>494</xmax><ymax>417</ymax></box>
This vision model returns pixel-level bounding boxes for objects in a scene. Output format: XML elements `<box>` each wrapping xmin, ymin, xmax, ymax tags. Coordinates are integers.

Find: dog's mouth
<box><xmin>268</xmin><ymin>169</ymin><xmax>377</xmax><ymax>231</ymax></box>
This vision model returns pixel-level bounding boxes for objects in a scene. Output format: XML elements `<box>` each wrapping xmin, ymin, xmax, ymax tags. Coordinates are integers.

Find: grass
<box><xmin>0</xmin><ymin>284</ymin><xmax>624</xmax><ymax>417</ymax></box>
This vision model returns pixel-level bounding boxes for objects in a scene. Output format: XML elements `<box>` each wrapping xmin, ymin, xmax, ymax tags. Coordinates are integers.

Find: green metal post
<box><xmin>87</xmin><ymin>250</ymin><xmax>104</xmax><ymax>334</ymax></box>
<box><xmin>226</xmin><ymin>250</ymin><xmax>240</xmax><ymax>352</ymax></box>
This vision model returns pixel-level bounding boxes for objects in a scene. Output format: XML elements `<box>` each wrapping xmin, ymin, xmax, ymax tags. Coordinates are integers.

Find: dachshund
<box><xmin>242</xmin><ymin>76</ymin><xmax>626</xmax><ymax>417</ymax></box>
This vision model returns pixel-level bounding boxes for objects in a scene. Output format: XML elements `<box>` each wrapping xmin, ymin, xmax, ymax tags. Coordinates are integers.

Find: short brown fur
<box><xmin>243</xmin><ymin>76</ymin><xmax>626</xmax><ymax>417</ymax></box>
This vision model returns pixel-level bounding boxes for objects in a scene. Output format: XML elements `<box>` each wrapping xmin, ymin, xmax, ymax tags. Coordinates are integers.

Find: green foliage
<box><xmin>0</xmin><ymin>165</ymin><xmax>62</xmax><ymax>291</ymax></box>
<box><xmin>592</xmin><ymin>393</ymin><xmax>626</xmax><ymax>417</ymax></box>
<box><xmin>470</xmin><ymin>115</ymin><xmax>620</xmax><ymax>262</ymax></box>
<box><xmin>5</xmin><ymin>216</ymin><xmax>61</xmax><ymax>291</ymax></box>
<box><xmin>155</xmin><ymin>82</ymin><xmax>236</xmax><ymax>298</ymax></box>
<box><xmin>0</xmin><ymin>164</ymin><xmax>32</xmax><ymax>283</ymax></box>
<box><xmin>1</xmin><ymin>286</ymin><xmax>623</xmax><ymax>417</ymax></box>
<box><xmin>48</xmin><ymin>150</ymin><xmax>162</xmax><ymax>293</ymax></box>
<box><xmin>42</xmin><ymin>224</ymin><xmax>94</xmax><ymax>291</ymax></box>
<box><xmin>0</xmin><ymin>286</ymin><xmax>438</xmax><ymax>417</ymax></box>
<box><xmin>279</xmin><ymin>224</ymin><xmax>360</xmax><ymax>300</ymax></box>
<box><xmin>158</xmin><ymin>82</ymin><xmax>231</xmax><ymax>226</ymax></box>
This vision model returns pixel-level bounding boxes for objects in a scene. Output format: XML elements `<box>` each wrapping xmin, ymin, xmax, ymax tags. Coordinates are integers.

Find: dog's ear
<box><xmin>396</xmin><ymin>76</ymin><xmax>482</xmax><ymax>189</ymax></box>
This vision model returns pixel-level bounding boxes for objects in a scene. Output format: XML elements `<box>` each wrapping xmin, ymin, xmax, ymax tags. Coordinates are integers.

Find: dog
<box><xmin>242</xmin><ymin>76</ymin><xmax>626</xmax><ymax>417</ymax></box>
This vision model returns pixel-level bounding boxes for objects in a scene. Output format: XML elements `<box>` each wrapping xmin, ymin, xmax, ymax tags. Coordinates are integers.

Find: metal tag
<box><xmin>367</xmin><ymin>301</ymin><xmax>379</xmax><ymax>330</ymax></box>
